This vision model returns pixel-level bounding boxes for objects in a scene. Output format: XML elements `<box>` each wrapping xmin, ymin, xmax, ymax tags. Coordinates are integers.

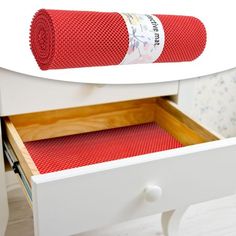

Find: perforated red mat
<box><xmin>24</xmin><ymin>123</ymin><xmax>183</xmax><ymax>174</ymax></box>
<box><xmin>30</xmin><ymin>9</ymin><xmax>207</xmax><ymax>70</ymax></box>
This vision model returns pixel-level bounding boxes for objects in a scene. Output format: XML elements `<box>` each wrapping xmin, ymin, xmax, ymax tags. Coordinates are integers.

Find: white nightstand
<box><xmin>0</xmin><ymin>68</ymin><xmax>235</xmax><ymax>236</ymax></box>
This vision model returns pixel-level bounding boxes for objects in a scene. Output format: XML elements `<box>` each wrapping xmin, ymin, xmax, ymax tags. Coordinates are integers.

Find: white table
<box><xmin>1</xmin><ymin>68</ymin><xmax>236</xmax><ymax>236</ymax></box>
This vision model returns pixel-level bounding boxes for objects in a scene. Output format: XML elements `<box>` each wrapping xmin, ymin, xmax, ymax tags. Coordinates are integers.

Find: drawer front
<box><xmin>0</xmin><ymin>68</ymin><xmax>178</xmax><ymax>116</ymax></box>
<box><xmin>31</xmin><ymin>138</ymin><xmax>236</xmax><ymax>236</ymax></box>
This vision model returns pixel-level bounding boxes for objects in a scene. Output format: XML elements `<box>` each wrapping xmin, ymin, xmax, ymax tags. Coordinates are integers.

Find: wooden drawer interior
<box><xmin>3</xmin><ymin>97</ymin><xmax>219</xmax><ymax>185</ymax></box>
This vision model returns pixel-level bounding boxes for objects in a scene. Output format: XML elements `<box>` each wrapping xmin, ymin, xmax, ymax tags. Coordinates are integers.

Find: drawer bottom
<box><xmin>24</xmin><ymin>122</ymin><xmax>183</xmax><ymax>174</ymax></box>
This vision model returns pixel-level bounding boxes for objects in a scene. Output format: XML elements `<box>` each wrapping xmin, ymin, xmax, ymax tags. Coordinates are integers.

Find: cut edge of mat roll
<box><xmin>30</xmin><ymin>9</ymin><xmax>55</xmax><ymax>70</ymax></box>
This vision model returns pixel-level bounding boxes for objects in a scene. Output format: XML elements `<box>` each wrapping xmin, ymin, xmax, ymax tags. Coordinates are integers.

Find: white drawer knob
<box><xmin>144</xmin><ymin>185</ymin><xmax>162</xmax><ymax>202</ymax></box>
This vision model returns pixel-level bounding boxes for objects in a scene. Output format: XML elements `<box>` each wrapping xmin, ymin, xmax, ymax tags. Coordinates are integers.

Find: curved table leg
<box><xmin>161</xmin><ymin>207</ymin><xmax>188</xmax><ymax>236</ymax></box>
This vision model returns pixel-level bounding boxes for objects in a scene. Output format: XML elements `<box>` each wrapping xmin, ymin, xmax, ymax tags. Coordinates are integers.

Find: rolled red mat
<box><xmin>30</xmin><ymin>9</ymin><xmax>207</xmax><ymax>70</ymax></box>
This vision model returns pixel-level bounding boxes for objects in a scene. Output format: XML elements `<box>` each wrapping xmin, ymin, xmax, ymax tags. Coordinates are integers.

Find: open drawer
<box><xmin>3</xmin><ymin>97</ymin><xmax>236</xmax><ymax>236</ymax></box>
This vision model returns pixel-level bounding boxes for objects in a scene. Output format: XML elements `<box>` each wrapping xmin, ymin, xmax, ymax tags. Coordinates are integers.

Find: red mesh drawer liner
<box><xmin>24</xmin><ymin>122</ymin><xmax>183</xmax><ymax>174</ymax></box>
<box><xmin>30</xmin><ymin>9</ymin><xmax>206</xmax><ymax>70</ymax></box>
<box><xmin>155</xmin><ymin>15</ymin><xmax>206</xmax><ymax>63</ymax></box>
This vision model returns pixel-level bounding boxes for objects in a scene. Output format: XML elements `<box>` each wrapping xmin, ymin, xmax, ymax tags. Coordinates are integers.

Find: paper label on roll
<box><xmin>120</xmin><ymin>13</ymin><xmax>165</xmax><ymax>65</ymax></box>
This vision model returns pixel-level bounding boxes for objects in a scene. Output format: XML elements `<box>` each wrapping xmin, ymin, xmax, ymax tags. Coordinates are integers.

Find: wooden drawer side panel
<box><xmin>3</xmin><ymin>117</ymin><xmax>39</xmax><ymax>185</ymax></box>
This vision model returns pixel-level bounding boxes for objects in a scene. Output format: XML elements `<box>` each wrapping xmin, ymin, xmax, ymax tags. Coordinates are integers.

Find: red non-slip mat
<box><xmin>156</xmin><ymin>15</ymin><xmax>206</xmax><ymax>63</ymax></box>
<box><xmin>24</xmin><ymin>123</ymin><xmax>183</xmax><ymax>174</ymax></box>
<box><xmin>30</xmin><ymin>9</ymin><xmax>206</xmax><ymax>70</ymax></box>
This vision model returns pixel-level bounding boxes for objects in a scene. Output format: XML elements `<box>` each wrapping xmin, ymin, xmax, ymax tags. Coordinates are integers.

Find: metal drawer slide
<box><xmin>3</xmin><ymin>140</ymin><xmax>32</xmax><ymax>200</ymax></box>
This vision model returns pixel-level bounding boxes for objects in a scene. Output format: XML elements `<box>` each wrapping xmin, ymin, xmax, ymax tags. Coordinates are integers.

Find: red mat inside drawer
<box><xmin>24</xmin><ymin>122</ymin><xmax>183</xmax><ymax>174</ymax></box>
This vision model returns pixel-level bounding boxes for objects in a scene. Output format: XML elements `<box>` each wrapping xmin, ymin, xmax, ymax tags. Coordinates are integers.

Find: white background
<box><xmin>0</xmin><ymin>0</ymin><xmax>235</xmax><ymax>84</ymax></box>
